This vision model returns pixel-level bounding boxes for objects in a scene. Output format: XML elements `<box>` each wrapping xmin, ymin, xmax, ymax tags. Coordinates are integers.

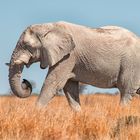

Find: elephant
<box><xmin>8</xmin><ymin>21</ymin><xmax>140</xmax><ymax>111</ymax></box>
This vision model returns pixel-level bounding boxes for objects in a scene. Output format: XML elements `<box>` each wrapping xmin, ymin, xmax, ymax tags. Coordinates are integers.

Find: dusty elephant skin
<box><xmin>8</xmin><ymin>21</ymin><xmax>140</xmax><ymax>111</ymax></box>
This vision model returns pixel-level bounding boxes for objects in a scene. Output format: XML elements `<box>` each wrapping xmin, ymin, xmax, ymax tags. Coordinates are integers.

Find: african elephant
<box><xmin>8</xmin><ymin>21</ymin><xmax>140</xmax><ymax>111</ymax></box>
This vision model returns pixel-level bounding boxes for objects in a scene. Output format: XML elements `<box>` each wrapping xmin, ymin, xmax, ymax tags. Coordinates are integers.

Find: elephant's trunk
<box><xmin>9</xmin><ymin>48</ymin><xmax>32</xmax><ymax>98</ymax></box>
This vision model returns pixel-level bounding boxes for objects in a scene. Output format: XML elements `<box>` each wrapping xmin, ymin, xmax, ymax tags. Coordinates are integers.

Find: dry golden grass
<box><xmin>0</xmin><ymin>94</ymin><xmax>140</xmax><ymax>140</ymax></box>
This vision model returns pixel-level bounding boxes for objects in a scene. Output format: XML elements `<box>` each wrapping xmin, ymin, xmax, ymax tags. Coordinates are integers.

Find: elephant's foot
<box><xmin>66</xmin><ymin>91</ymin><xmax>81</xmax><ymax>112</ymax></box>
<box><xmin>70</xmin><ymin>102</ymin><xmax>81</xmax><ymax>112</ymax></box>
<box><xmin>64</xmin><ymin>80</ymin><xmax>81</xmax><ymax>112</ymax></box>
<box><xmin>35</xmin><ymin>101</ymin><xmax>45</xmax><ymax>110</ymax></box>
<box><xmin>36</xmin><ymin>92</ymin><xmax>55</xmax><ymax>109</ymax></box>
<box><xmin>120</xmin><ymin>94</ymin><xmax>133</xmax><ymax>106</ymax></box>
<box><xmin>35</xmin><ymin>99</ymin><xmax>50</xmax><ymax>110</ymax></box>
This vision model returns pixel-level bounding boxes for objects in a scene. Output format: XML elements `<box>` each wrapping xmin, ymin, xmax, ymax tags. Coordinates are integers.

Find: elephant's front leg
<box><xmin>64</xmin><ymin>80</ymin><xmax>81</xmax><ymax>112</ymax></box>
<box><xmin>36</xmin><ymin>56</ymin><xmax>75</xmax><ymax>108</ymax></box>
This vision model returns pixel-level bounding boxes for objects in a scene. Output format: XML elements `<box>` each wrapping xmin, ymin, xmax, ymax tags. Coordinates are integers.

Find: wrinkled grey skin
<box><xmin>9</xmin><ymin>21</ymin><xmax>140</xmax><ymax>111</ymax></box>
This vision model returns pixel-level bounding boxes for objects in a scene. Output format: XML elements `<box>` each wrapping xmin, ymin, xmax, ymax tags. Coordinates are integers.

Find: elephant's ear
<box><xmin>40</xmin><ymin>30</ymin><xmax>75</xmax><ymax>68</ymax></box>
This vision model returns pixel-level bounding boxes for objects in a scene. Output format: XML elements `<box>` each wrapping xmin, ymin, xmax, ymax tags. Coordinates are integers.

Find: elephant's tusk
<box><xmin>5</xmin><ymin>63</ymin><xmax>10</xmax><ymax>66</ymax></box>
<box><xmin>14</xmin><ymin>60</ymin><xmax>23</xmax><ymax>64</ymax></box>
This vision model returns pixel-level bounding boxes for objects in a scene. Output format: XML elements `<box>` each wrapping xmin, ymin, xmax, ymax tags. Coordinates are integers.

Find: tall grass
<box><xmin>0</xmin><ymin>94</ymin><xmax>140</xmax><ymax>140</ymax></box>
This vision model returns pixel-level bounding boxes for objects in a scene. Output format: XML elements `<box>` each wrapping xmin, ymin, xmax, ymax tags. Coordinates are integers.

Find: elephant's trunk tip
<box><xmin>22</xmin><ymin>79</ymin><xmax>32</xmax><ymax>93</ymax></box>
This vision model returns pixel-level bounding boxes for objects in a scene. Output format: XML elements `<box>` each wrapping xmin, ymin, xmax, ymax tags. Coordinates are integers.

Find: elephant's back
<box><xmin>95</xmin><ymin>26</ymin><xmax>138</xmax><ymax>38</ymax></box>
<box><xmin>57</xmin><ymin>22</ymin><xmax>138</xmax><ymax>46</ymax></box>
<box><xmin>54</xmin><ymin>21</ymin><xmax>139</xmax><ymax>54</ymax></box>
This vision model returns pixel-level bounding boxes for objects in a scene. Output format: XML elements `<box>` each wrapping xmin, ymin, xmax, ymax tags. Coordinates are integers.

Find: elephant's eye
<box><xmin>22</xmin><ymin>44</ymin><xmax>33</xmax><ymax>54</ymax></box>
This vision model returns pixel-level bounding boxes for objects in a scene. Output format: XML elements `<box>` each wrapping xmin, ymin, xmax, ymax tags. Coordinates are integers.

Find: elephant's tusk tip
<box><xmin>14</xmin><ymin>60</ymin><xmax>23</xmax><ymax>64</ymax></box>
<box><xmin>5</xmin><ymin>63</ymin><xmax>10</xmax><ymax>66</ymax></box>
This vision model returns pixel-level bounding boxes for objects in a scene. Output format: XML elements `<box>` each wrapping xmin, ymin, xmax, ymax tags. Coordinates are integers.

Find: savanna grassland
<box><xmin>0</xmin><ymin>94</ymin><xmax>140</xmax><ymax>140</ymax></box>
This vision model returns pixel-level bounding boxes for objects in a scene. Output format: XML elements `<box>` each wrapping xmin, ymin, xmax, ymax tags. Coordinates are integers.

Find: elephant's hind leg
<box><xmin>64</xmin><ymin>80</ymin><xmax>81</xmax><ymax>112</ymax></box>
<box><xmin>117</xmin><ymin>66</ymin><xmax>140</xmax><ymax>105</ymax></box>
<box><xmin>119</xmin><ymin>88</ymin><xmax>133</xmax><ymax>105</ymax></box>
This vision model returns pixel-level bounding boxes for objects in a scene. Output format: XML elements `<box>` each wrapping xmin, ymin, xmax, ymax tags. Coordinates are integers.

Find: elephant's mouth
<box><xmin>25</xmin><ymin>59</ymin><xmax>41</xmax><ymax>68</ymax></box>
<box><xmin>15</xmin><ymin>59</ymin><xmax>31</xmax><ymax>68</ymax></box>
<box><xmin>26</xmin><ymin>63</ymin><xmax>31</xmax><ymax>68</ymax></box>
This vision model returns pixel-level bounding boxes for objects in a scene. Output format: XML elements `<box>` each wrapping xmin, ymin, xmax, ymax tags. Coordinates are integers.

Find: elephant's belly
<box><xmin>74</xmin><ymin>72</ymin><xmax>117</xmax><ymax>88</ymax></box>
<box><xmin>73</xmin><ymin>66</ymin><xmax>118</xmax><ymax>88</ymax></box>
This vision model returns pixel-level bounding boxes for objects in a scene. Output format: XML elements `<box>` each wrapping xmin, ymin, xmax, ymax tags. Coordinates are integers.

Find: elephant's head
<box><xmin>9</xmin><ymin>24</ymin><xmax>75</xmax><ymax>98</ymax></box>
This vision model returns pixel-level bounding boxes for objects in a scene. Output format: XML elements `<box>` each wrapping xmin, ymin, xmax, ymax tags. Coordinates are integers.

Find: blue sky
<box><xmin>0</xmin><ymin>0</ymin><xmax>140</xmax><ymax>94</ymax></box>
